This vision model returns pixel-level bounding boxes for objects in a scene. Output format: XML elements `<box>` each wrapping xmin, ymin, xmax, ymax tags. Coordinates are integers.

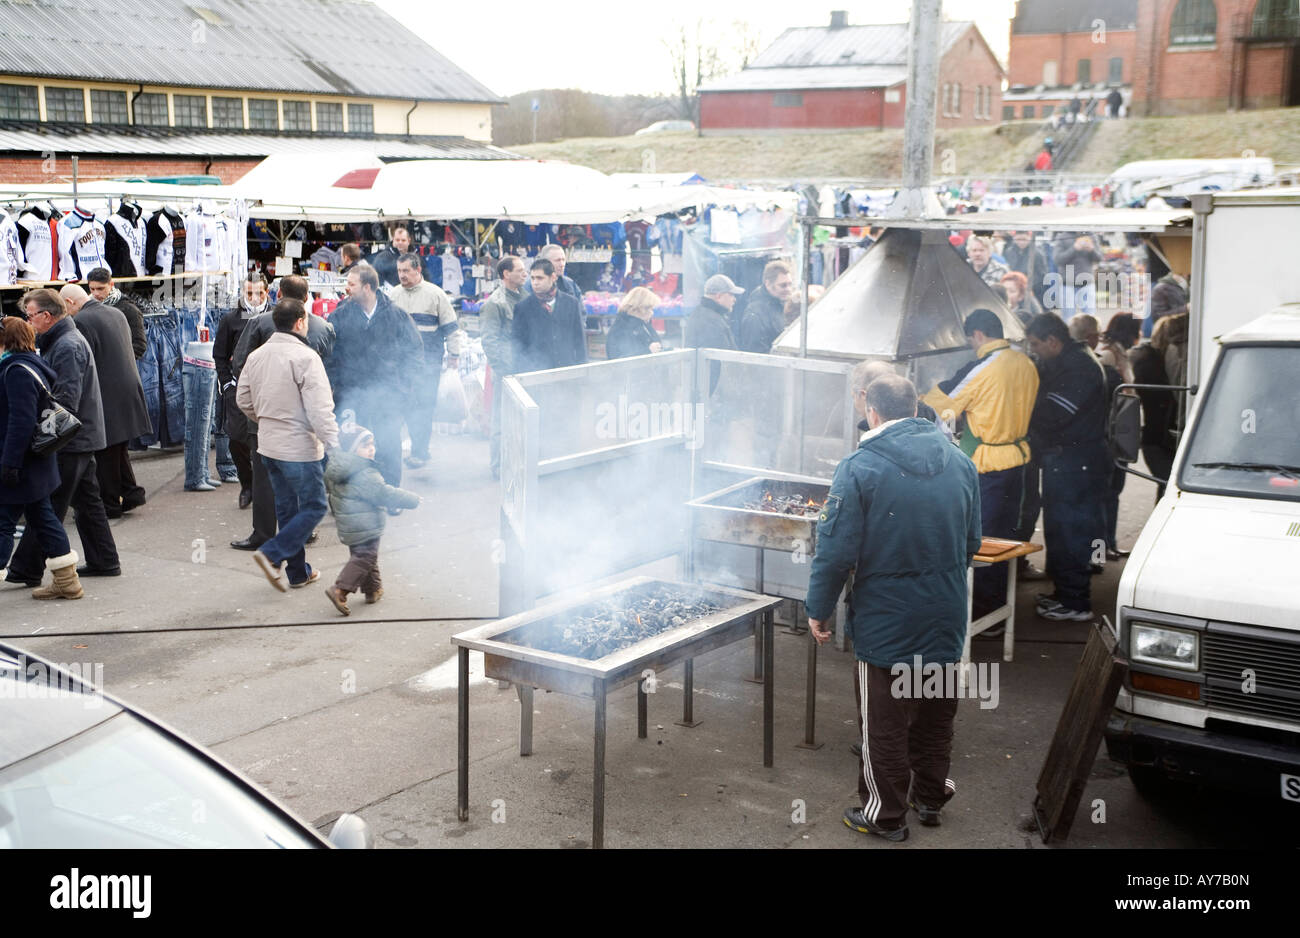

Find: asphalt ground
<box><xmin>7</xmin><ymin>433</ymin><xmax>1297</xmax><ymax>849</ymax></box>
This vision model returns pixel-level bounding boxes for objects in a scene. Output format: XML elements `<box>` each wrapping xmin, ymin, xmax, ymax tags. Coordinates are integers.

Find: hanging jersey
<box><xmin>185</xmin><ymin>209</ymin><xmax>221</xmax><ymax>273</ymax></box>
<box><xmin>0</xmin><ymin>212</ymin><xmax>21</xmax><ymax>285</ymax></box>
<box><xmin>105</xmin><ymin>210</ymin><xmax>148</xmax><ymax>277</ymax></box>
<box><xmin>16</xmin><ymin>207</ymin><xmax>58</xmax><ymax>281</ymax></box>
<box><xmin>56</xmin><ymin>209</ymin><xmax>108</xmax><ymax>281</ymax></box>
<box><xmin>145</xmin><ymin>208</ymin><xmax>186</xmax><ymax>275</ymax></box>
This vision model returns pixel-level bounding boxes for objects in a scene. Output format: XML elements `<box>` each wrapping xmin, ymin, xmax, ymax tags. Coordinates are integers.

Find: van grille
<box><xmin>1202</xmin><ymin>629</ymin><xmax>1300</xmax><ymax>724</ymax></box>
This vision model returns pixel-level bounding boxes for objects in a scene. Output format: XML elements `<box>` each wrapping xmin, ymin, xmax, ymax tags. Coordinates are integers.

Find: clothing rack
<box><xmin>0</xmin><ymin>271</ymin><xmax>231</xmax><ymax>291</ymax></box>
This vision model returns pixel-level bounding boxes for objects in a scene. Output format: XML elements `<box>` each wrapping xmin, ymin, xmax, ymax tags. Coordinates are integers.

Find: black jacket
<box><xmin>738</xmin><ymin>287</ymin><xmax>785</xmax><ymax>353</ymax></box>
<box><xmin>512</xmin><ymin>291</ymin><xmax>588</xmax><ymax>373</ymax></box>
<box><xmin>0</xmin><ymin>352</ymin><xmax>61</xmax><ymax>505</ymax></box>
<box><xmin>36</xmin><ymin>316</ymin><xmax>105</xmax><ymax>453</ymax></box>
<box><xmin>215</xmin><ymin>300</ymin><xmax>270</xmax><ymax>442</ymax></box>
<box><xmin>368</xmin><ymin>245</ymin><xmax>405</xmax><ymax>287</ymax></box>
<box><xmin>73</xmin><ymin>300</ymin><xmax>152</xmax><ymax>446</ymax></box>
<box><xmin>104</xmin><ymin>292</ymin><xmax>147</xmax><ymax>360</ymax></box>
<box><xmin>1129</xmin><ymin>342</ymin><xmax>1176</xmax><ymax>449</ymax></box>
<box><xmin>233</xmin><ymin>309</ymin><xmax>334</xmax><ymax>377</ymax></box>
<box><xmin>1029</xmin><ymin>340</ymin><xmax>1107</xmax><ymax>454</ymax></box>
<box><xmin>325</xmin><ymin>292</ymin><xmax>422</xmax><ymax>399</ymax></box>
<box><xmin>604</xmin><ymin>313</ymin><xmax>660</xmax><ymax>360</ymax></box>
<box><xmin>683</xmin><ymin>298</ymin><xmax>736</xmax><ymax>351</ymax></box>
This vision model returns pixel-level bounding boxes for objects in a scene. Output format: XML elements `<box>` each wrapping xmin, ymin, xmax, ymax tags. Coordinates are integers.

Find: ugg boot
<box><xmin>32</xmin><ymin>551</ymin><xmax>84</xmax><ymax>600</ymax></box>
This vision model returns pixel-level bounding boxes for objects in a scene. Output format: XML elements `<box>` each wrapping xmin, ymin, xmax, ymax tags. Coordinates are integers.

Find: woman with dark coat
<box><xmin>0</xmin><ymin>316</ymin><xmax>79</xmax><ymax>596</ymax></box>
<box><xmin>604</xmin><ymin>286</ymin><xmax>663</xmax><ymax>360</ymax></box>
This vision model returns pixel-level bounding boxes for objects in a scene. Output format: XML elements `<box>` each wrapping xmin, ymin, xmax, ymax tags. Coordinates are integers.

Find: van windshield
<box><xmin>1179</xmin><ymin>346</ymin><xmax>1300</xmax><ymax>501</ymax></box>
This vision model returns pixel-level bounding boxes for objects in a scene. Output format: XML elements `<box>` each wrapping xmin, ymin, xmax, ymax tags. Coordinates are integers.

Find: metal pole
<box><xmin>516</xmin><ymin>683</ymin><xmax>534</xmax><ymax>756</ymax></box>
<box><xmin>677</xmin><ymin>658</ymin><xmax>701</xmax><ymax>727</ymax></box>
<box><xmin>593</xmin><ymin>686</ymin><xmax>607</xmax><ymax>849</ymax></box>
<box><xmin>889</xmin><ymin>0</ymin><xmax>944</xmax><ymax>218</ymax></box>
<box><xmin>637</xmin><ymin>680</ymin><xmax>648</xmax><ymax>739</ymax></box>
<box><xmin>747</xmin><ymin>550</ymin><xmax>765</xmax><ymax>683</ymax></box>
<box><xmin>763</xmin><ymin>609</ymin><xmax>774</xmax><ymax>768</ymax></box>
<box><xmin>796</xmin><ymin>629</ymin><xmax>823</xmax><ymax>750</ymax></box>
<box><xmin>799</xmin><ymin>219</ymin><xmax>811</xmax><ymax>358</ymax></box>
<box><xmin>456</xmin><ymin>647</ymin><xmax>469</xmax><ymax>821</ymax></box>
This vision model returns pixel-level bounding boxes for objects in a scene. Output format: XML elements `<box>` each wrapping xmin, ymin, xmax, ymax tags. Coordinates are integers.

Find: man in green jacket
<box><xmin>480</xmin><ymin>256</ymin><xmax>526</xmax><ymax>479</ymax></box>
<box><xmin>807</xmin><ymin>374</ymin><xmax>981</xmax><ymax>842</ymax></box>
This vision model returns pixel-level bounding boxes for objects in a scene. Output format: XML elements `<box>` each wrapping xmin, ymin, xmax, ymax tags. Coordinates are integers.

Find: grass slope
<box><xmin>512</xmin><ymin>108</ymin><xmax>1300</xmax><ymax>180</ymax></box>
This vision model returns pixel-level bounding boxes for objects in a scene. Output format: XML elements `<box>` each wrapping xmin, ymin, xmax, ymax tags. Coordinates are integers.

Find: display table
<box><xmin>964</xmin><ymin>537</ymin><xmax>1044</xmax><ymax>669</ymax></box>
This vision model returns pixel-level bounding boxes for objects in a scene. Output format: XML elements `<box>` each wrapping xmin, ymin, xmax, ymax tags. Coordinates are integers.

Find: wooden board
<box><xmin>975</xmin><ymin>537</ymin><xmax>1043</xmax><ymax>563</ymax></box>
<box><xmin>1032</xmin><ymin>621</ymin><xmax>1128</xmax><ymax>844</ymax></box>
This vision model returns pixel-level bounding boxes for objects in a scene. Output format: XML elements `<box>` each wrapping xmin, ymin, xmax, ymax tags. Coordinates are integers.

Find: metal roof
<box><xmin>747</xmin><ymin>21</ymin><xmax>973</xmax><ymax>69</ymax></box>
<box><xmin>699</xmin><ymin>65</ymin><xmax>907</xmax><ymax>93</ymax></box>
<box><xmin>0</xmin><ymin>120</ymin><xmax>519</xmax><ymax>160</ymax></box>
<box><xmin>1011</xmin><ymin>0</ymin><xmax>1137</xmax><ymax>34</ymax></box>
<box><xmin>0</xmin><ymin>0</ymin><xmax>502</xmax><ymax>103</ymax></box>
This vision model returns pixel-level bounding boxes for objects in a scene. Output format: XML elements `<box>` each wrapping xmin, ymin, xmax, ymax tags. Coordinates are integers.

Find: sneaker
<box><xmin>1038</xmin><ymin>604</ymin><xmax>1092</xmax><ymax>622</ymax></box>
<box><xmin>909</xmin><ymin>778</ymin><xmax>957</xmax><ymax>827</ymax></box>
<box><xmin>253</xmin><ymin>550</ymin><xmax>288</xmax><ymax>593</ymax></box>
<box><xmin>1035</xmin><ymin>593</ymin><xmax>1062</xmax><ymax>609</ymax></box>
<box><xmin>185</xmin><ymin>483</ymin><xmax>217</xmax><ymax>492</ymax></box>
<box><xmin>404</xmin><ymin>455</ymin><xmax>427</xmax><ymax>469</ymax></box>
<box><xmin>842</xmin><ymin>807</ymin><xmax>908</xmax><ymax>842</ymax></box>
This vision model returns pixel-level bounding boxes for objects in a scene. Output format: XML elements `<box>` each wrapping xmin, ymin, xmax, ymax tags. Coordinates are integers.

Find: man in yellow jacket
<box><xmin>922</xmin><ymin>308</ymin><xmax>1039</xmax><ymax>614</ymax></box>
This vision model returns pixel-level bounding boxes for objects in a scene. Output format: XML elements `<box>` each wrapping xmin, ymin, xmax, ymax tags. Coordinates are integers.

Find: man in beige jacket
<box><xmin>237</xmin><ymin>298</ymin><xmax>339</xmax><ymax>593</ymax></box>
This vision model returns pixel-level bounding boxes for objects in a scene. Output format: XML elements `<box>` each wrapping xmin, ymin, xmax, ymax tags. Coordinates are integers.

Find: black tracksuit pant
<box><xmin>11</xmin><ymin>451</ymin><xmax>119</xmax><ymax>577</ymax></box>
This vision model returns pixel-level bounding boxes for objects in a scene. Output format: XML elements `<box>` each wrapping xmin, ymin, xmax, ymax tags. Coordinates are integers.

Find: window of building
<box><xmin>133</xmin><ymin>92</ymin><xmax>168</xmax><ymax>126</ymax></box>
<box><xmin>45</xmin><ymin>87</ymin><xmax>85</xmax><ymax>123</ymax></box>
<box><xmin>1042</xmin><ymin>60</ymin><xmax>1058</xmax><ymax>86</ymax></box>
<box><xmin>90</xmin><ymin>89</ymin><xmax>128</xmax><ymax>124</ymax></box>
<box><xmin>212</xmin><ymin>96</ymin><xmax>243</xmax><ymax>129</ymax></box>
<box><xmin>772</xmin><ymin>92</ymin><xmax>803</xmax><ymax>107</ymax></box>
<box><xmin>883</xmin><ymin>88</ymin><xmax>900</xmax><ymax>104</ymax></box>
<box><xmin>1251</xmin><ymin>0</ymin><xmax>1299</xmax><ymax>38</ymax></box>
<box><xmin>282</xmin><ymin>100</ymin><xmax>311</xmax><ymax>131</ymax></box>
<box><xmin>315</xmin><ymin>101</ymin><xmax>344</xmax><ymax>132</ymax></box>
<box><xmin>1076</xmin><ymin>59</ymin><xmax>1092</xmax><ymax>84</ymax></box>
<box><xmin>0</xmin><ymin>84</ymin><xmax>40</xmax><ymax>120</ymax></box>
<box><xmin>941</xmin><ymin>83</ymin><xmax>950</xmax><ymax>116</ymax></box>
<box><xmin>1002</xmin><ymin>105</ymin><xmax>1015</xmax><ymax>120</ymax></box>
<box><xmin>347</xmin><ymin>103</ymin><xmax>374</xmax><ymax>133</ymax></box>
<box><xmin>1041</xmin><ymin>104</ymin><xmax>1055</xmax><ymax>117</ymax></box>
<box><xmin>1108</xmin><ymin>57</ymin><xmax>1124</xmax><ymax>84</ymax></box>
<box><xmin>248</xmin><ymin>98</ymin><xmax>278</xmax><ymax>130</ymax></box>
<box><xmin>1023</xmin><ymin>105</ymin><xmax>1036</xmax><ymax>119</ymax></box>
<box><xmin>952</xmin><ymin>83</ymin><xmax>960</xmax><ymax>115</ymax></box>
<box><xmin>173</xmin><ymin>93</ymin><xmax>207</xmax><ymax>127</ymax></box>
<box><xmin>1170</xmin><ymin>0</ymin><xmax>1218</xmax><ymax>45</ymax></box>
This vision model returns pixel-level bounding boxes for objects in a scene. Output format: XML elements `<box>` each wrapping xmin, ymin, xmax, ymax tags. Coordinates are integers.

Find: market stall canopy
<box><xmin>877</xmin><ymin>204</ymin><xmax>1195</xmax><ymax>233</ymax></box>
<box><xmin>772</xmin><ymin>227</ymin><xmax>1023</xmax><ymax>362</ymax></box>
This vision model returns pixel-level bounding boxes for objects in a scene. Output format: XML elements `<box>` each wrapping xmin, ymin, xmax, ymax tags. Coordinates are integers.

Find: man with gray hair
<box><xmin>537</xmin><ymin>243</ymin><xmax>584</xmax><ymax>308</ymax></box>
<box><xmin>805</xmin><ymin>372</ymin><xmax>981</xmax><ymax>842</ymax></box>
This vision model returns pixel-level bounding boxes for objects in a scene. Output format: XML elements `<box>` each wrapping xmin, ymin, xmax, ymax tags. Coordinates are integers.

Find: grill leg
<box><xmin>637</xmin><ymin>678</ymin><xmax>648</xmax><ymax>740</ymax></box>
<box><xmin>763</xmin><ymin>607</ymin><xmax>775</xmax><ymax>768</ymax></box>
<box><xmin>593</xmin><ymin>685</ymin><xmax>607</xmax><ymax>849</ymax></box>
<box><xmin>516</xmin><ymin>683</ymin><xmax>534</xmax><ymax>756</ymax></box>
<box><xmin>746</xmin><ymin>548</ymin><xmax>765</xmax><ymax>684</ymax></box>
<box><xmin>796</xmin><ymin>628</ymin><xmax>824</xmax><ymax>750</ymax></box>
<box><xmin>457</xmin><ymin>646</ymin><xmax>469</xmax><ymax>822</ymax></box>
<box><xmin>676</xmin><ymin>658</ymin><xmax>701</xmax><ymax>728</ymax></box>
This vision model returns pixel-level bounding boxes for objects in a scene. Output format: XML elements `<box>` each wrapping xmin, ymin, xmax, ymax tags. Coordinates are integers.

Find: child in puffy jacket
<box><xmin>323</xmin><ymin>425</ymin><xmax>420</xmax><ymax>615</ymax></box>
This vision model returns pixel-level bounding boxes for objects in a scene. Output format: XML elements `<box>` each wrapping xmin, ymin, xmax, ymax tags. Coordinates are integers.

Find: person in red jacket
<box><xmin>1033</xmin><ymin>148</ymin><xmax>1053</xmax><ymax>172</ymax></box>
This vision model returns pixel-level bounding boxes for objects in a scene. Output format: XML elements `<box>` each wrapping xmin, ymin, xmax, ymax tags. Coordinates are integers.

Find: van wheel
<box><xmin>1128</xmin><ymin>765</ymin><xmax>1189</xmax><ymax>800</ymax></box>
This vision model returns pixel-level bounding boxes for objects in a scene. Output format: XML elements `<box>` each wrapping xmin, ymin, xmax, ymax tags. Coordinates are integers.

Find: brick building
<box><xmin>0</xmin><ymin>0</ymin><xmax>508</xmax><ymax>184</ymax></box>
<box><xmin>1004</xmin><ymin>0</ymin><xmax>1138</xmax><ymax>121</ymax></box>
<box><xmin>1133</xmin><ymin>0</ymin><xmax>1300</xmax><ymax>114</ymax></box>
<box><xmin>698</xmin><ymin>12</ymin><xmax>1004</xmax><ymax>133</ymax></box>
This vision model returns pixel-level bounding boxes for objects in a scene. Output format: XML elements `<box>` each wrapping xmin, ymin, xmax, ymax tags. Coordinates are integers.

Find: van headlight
<box><xmin>1129</xmin><ymin>622</ymin><xmax>1199</xmax><ymax>671</ymax></box>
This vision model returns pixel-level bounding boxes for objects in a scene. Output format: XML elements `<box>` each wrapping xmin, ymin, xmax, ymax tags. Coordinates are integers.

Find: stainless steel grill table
<box><xmin>452</xmin><ymin>576</ymin><xmax>782</xmax><ymax>848</ymax></box>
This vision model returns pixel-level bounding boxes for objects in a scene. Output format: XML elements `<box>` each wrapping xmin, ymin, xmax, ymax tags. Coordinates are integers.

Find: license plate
<box><xmin>1283</xmin><ymin>773</ymin><xmax>1300</xmax><ymax>802</ymax></box>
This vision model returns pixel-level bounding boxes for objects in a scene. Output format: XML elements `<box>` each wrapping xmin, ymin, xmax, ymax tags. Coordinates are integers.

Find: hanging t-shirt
<box><xmin>440</xmin><ymin>253</ymin><xmax>464</xmax><ymax>296</ymax></box>
<box><xmin>104</xmin><ymin>208</ymin><xmax>148</xmax><ymax>277</ymax></box>
<box><xmin>145</xmin><ymin>208</ymin><xmax>186</xmax><ymax>275</ymax></box>
<box><xmin>624</xmin><ymin>220</ymin><xmax>650</xmax><ymax>254</ymax></box>
<box><xmin>0</xmin><ymin>211</ymin><xmax>22</xmax><ymax>285</ymax></box>
<box><xmin>17</xmin><ymin>206</ymin><xmax>59</xmax><ymax>281</ymax></box>
<box><xmin>56</xmin><ymin>209</ymin><xmax>108</xmax><ymax>282</ymax></box>
<box><xmin>184</xmin><ymin>207</ymin><xmax>221</xmax><ymax>273</ymax></box>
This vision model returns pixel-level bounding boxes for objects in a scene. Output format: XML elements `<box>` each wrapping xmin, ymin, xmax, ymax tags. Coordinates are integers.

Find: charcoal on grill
<box><xmin>513</xmin><ymin>587</ymin><xmax>725</xmax><ymax>660</ymax></box>
<box><xmin>742</xmin><ymin>490</ymin><xmax>825</xmax><ymax>518</ymax></box>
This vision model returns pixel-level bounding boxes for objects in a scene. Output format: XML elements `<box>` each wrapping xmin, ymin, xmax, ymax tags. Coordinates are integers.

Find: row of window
<box><xmin>1168</xmin><ymin>0</ymin><xmax>1299</xmax><ymax>44</ymax></box>
<box><xmin>940</xmin><ymin>84</ymin><xmax>996</xmax><ymax>119</ymax></box>
<box><xmin>1039</xmin><ymin>58</ymin><xmax>1124</xmax><ymax>88</ymax></box>
<box><xmin>0</xmin><ymin>85</ymin><xmax>375</xmax><ymax>133</ymax></box>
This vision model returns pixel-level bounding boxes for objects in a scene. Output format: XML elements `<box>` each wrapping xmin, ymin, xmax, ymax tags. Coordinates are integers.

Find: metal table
<box><xmin>687</xmin><ymin>476</ymin><xmax>831</xmax><ymax>749</ymax></box>
<box><xmin>452</xmin><ymin>576</ymin><xmax>782</xmax><ymax>848</ymax></box>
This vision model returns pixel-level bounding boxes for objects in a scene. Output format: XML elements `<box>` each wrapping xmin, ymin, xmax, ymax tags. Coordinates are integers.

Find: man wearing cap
<box><xmin>684</xmin><ymin>274</ymin><xmax>742</xmax><ymax>393</ymax></box>
<box><xmin>922</xmin><ymin>308</ymin><xmax>1038</xmax><ymax>618</ymax></box>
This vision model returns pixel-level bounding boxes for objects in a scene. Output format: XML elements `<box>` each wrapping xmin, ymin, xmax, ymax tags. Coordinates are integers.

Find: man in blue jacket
<box><xmin>806</xmin><ymin>374</ymin><xmax>981</xmax><ymax>842</ymax></box>
<box><xmin>512</xmin><ymin>258</ymin><xmax>587</xmax><ymax>374</ymax></box>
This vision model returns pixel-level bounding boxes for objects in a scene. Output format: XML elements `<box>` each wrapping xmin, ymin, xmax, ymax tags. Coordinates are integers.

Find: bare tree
<box><xmin>664</xmin><ymin>19</ymin><xmax>733</xmax><ymax>125</ymax></box>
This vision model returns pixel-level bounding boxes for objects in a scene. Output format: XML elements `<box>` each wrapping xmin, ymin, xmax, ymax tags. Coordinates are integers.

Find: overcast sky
<box><xmin>379</xmin><ymin>0</ymin><xmax>1019</xmax><ymax>99</ymax></box>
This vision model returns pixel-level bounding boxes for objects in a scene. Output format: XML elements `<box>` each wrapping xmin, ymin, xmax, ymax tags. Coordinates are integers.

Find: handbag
<box><xmin>14</xmin><ymin>362</ymin><xmax>82</xmax><ymax>456</ymax></box>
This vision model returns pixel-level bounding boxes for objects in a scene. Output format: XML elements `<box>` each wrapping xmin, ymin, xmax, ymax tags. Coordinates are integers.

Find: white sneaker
<box><xmin>1038</xmin><ymin>604</ymin><xmax>1093</xmax><ymax>622</ymax></box>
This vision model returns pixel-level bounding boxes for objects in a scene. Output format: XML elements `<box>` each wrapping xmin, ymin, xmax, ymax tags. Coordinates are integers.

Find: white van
<box><xmin>1105</xmin><ymin>304</ymin><xmax>1300</xmax><ymax>803</ymax></box>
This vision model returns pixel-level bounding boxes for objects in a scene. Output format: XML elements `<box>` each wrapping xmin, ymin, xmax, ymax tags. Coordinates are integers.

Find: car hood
<box><xmin>0</xmin><ymin>649</ymin><xmax>119</xmax><ymax>769</ymax></box>
<box><xmin>1127</xmin><ymin>492</ymin><xmax>1300</xmax><ymax>630</ymax></box>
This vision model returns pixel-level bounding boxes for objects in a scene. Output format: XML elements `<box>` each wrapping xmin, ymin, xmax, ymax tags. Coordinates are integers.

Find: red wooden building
<box><xmin>699</xmin><ymin>12</ymin><xmax>1004</xmax><ymax>133</ymax></box>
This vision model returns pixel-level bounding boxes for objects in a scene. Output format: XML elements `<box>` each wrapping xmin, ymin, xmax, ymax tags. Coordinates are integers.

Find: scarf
<box><xmin>239</xmin><ymin>297</ymin><xmax>269</xmax><ymax>319</ymax></box>
<box><xmin>102</xmin><ymin>287</ymin><xmax>122</xmax><ymax>307</ymax></box>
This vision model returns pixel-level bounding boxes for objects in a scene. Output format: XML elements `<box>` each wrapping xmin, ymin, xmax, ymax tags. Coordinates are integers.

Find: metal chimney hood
<box><xmin>772</xmin><ymin>226</ymin><xmax>1024</xmax><ymax>362</ymax></box>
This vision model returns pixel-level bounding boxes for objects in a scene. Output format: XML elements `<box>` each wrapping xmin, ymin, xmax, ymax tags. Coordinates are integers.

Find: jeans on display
<box><xmin>182</xmin><ymin>352</ymin><xmax>218</xmax><ymax>489</ymax></box>
<box><xmin>0</xmin><ymin>498</ymin><xmax>71</xmax><ymax>570</ymax></box>
<box><xmin>136</xmin><ymin>315</ymin><xmax>185</xmax><ymax>447</ymax></box>
<box><xmin>260</xmin><ymin>456</ymin><xmax>328</xmax><ymax>586</ymax></box>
